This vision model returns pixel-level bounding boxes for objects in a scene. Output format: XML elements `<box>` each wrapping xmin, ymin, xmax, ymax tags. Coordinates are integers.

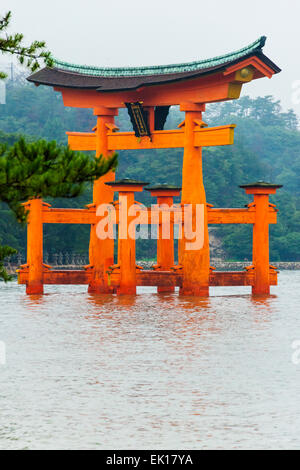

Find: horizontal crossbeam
<box><xmin>208</xmin><ymin>208</ymin><xmax>277</xmax><ymax>224</ymax></box>
<box><xmin>67</xmin><ymin>125</ymin><xmax>235</xmax><ymax>151</ymax></box>
<box><xmin>41</xmin><ymin>207</ymin><xmax>277</xmax><ymax>225</ymax></box>
<box><xmin>42</xmin><ymin>208</ymin><xmax>95</xmax><ymax>224</ymax></box>
<box><xmin>18</xmin><ymin>269</ymin><xmax>277</xmax><ymax>287</ymax></box>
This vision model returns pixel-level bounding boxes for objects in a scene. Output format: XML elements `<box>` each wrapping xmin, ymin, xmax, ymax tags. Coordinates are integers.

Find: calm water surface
<box><xmin>0</xmin><ymin>271</ymin><xmax>300</xmax><ymax>450</ymax></box>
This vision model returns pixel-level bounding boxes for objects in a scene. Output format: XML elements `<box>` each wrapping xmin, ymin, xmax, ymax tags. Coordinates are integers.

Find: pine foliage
<box><xmin>0</xmin><ymin>11</ymin><xmax>53</xmax><ymax>80</ymax></box>
<box><xmin>0</xmin><ymin>137</ymin><xmax>117</xmax><ymax>221</ymax></box>
<box><xmin>0</xmin><ymin>138</ymin><xmax>117</xmax><ymax>280</ymax></box>
<box><xmin>0</xmin><ymin>244</ymin><xmax>17</xmax><ymax>282</ymax></box>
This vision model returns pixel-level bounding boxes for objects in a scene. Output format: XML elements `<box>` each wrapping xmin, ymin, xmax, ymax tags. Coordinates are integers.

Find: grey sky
<box><xmin>2</xmin><ymin>0</ymin><xmax>300</xmax><ymax>113</ymax></box>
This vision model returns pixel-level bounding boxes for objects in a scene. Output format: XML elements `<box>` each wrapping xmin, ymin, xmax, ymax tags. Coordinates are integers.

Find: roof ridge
<box><xmin>52</xmin><ymin>36</ymin><xmax>267</xmax><ymax>78</ymax></box>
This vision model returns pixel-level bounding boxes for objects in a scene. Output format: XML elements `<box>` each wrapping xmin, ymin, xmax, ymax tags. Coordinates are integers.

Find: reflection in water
<box><xmin>250</xmin><ymin>295</ymin><xmax>278</xmax><ymax>325</ymax></box>
<box><xmin>0</xmin><ymin>272</ymin><xmax>300</xmax><ymax>450</ymax></box>
<box><xmin>24</xmin><ymin>293</ymin><xmax>47</xmax><ymax>307</ymax></box>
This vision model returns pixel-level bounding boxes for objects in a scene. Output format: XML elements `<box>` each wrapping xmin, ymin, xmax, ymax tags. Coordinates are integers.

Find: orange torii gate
<box><xmin>19</xmin><ymin>36</ymin><xmax>282</xmax><ymax>296</ymax></box>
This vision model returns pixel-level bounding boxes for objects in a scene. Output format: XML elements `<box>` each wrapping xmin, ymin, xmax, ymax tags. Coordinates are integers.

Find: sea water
<box><xmin>0</xmin><ymin>271</ymin><xmax>299</xmax><ymax>449</ymax></box>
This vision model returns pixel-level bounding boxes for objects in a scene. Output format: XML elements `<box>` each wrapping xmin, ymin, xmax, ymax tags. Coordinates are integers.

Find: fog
<box><xmin>1</xmin><ymin>0</ymin><xmax>300</xmax><ymax>113</ymax></box>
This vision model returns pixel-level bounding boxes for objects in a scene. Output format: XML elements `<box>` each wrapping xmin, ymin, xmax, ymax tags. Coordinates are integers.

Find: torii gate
<box><xmin>19</xmin><ymin>36</ymin><xmax>282</xmax><ymax>296</ymax></box>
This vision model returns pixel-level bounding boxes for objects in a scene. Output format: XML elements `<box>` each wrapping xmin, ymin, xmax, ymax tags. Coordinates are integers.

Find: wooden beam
<box><xmin>224</xmin><ymin>57</ymin><xmax>275</xmax><ymax>79</ymax></box>
<box><xmin>57</xmin><ymin>74</ymin><xmax>244</xmax><ymax>109</ymax></box>
<box><xmin>194</xmin><ymin>125</ymin><xmax>235</xmax><ymax>147</ymax></box>
<box><xmin>138</xmin><ymin>270</ymin><xmax>181</xmax><ymax>287</ymax></box>
<box><xmin>207</xmin><ymin>208</ymin><xmax>277</xmax><ymax>224</ymax></box>
<box><xmin>67</xmin><ymin>132</ymin><xmax>96</xmax><ymax>151</ymax></box>
<box><xmin>107</xmin><ymin>129</ymin><xmax>184</xmax><ymax>150</ymax></box>
<box><xmin>42</xmin><ymin>208</ymin><xmax>96</xmax><ymax>224</ymax></box>
<box><xmin>18</xmin><ymin>268</ymin><xmax>277</xmax><ymax>287</ymax></box>
<box><xmin>40</xmin><ymin>206</ymin><xmax>277</xmax><ymax>226</ymax></box>
<box><xmin>114</xmin><ymin>207</ymin><xmax>276</xmax><ymax>225</ymax></box>
<box><xmin>68</xmin><ymin>125</ymin><xmax>235</xmax><ymax>151</ymax></box>
<box><xmin>18</xmin><ymin>269</ymin><xmax>91</xmax><ymax>285</ymax></box>
<box><xmin>210</xmin><ymin>270</ymin><xmax>277</xmax><ymax>286</ymax></box>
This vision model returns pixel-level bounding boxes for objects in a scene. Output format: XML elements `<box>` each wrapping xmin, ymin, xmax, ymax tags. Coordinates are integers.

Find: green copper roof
<box><xmin>105</xmin><ymin>178</ymin><xmax>149</xmax><ymax>186</ymax></box>
<box><xmin>145</xmin><ymin>184</ymin><xmax>182</xmax><ymax>191</ymax></box>
<box><xmin>240</xmin><ymin>181</ymin><xmax>283</xmax><ymax>189</ymax></box>
<box><xmin>53</xmin><ymin>37</ymin><xmax>266</xmax><ymax>78</ymax></box>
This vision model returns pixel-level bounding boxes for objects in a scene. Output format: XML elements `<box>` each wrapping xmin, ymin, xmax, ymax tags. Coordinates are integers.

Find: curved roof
<box><xmin>53</xmin><ymin>37</ymin><xmax>267</xmax><ymax>77</ymax></box>
<box><xmin>240</xmin><ymin>181</ymin><xmax>283</xmax><ymax>189</ymax></box>
<box><xmin>27</xmin><ymin>36</ymin><xmax>280</xmax><ymax>92</ymax></box>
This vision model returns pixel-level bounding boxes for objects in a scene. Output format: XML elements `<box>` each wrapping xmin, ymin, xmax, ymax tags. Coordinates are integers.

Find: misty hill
<box><xmin>0</xmin><ymin>80</ymin><xmax>299</xmax><ymax>261</ymax></box>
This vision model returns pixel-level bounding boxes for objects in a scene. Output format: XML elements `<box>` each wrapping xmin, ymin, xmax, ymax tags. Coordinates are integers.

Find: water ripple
<box><xmin>0</xmin><ymin>272</ymin><xmax>300</xmax><ymax>449</ymax></box>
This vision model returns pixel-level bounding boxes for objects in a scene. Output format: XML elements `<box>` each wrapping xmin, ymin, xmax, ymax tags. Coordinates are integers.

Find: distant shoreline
<box><xmin>138</xmin><ymin>261</ymin><xmax>300</xmax><ymax>271</ymax></box>
<box><xmin>209</xmin><ymin>261</ymin><xmax>300</xmax><ymax>271</ymax></box>
<box><xmin>5</xmin><ymin>261</ymin><xmax>300</xmax><ymax>275</ymax></box>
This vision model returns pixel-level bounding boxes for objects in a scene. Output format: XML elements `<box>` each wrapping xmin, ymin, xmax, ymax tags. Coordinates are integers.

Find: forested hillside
<box><xmin>0</xmin><ymin>79</ymin><xmax>299</xmax><ymax>261</ymax></box>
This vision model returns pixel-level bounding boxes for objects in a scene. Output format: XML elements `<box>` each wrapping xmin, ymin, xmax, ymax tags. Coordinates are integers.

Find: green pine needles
<box><xmin>0</xmin><ymin>11</ymin><xmax>53</xmax><ymax>80</ymax></box>
<box><xmin>0</xmin><ymin>245</ymin><xmax>17</xmax><ymax>282</ymax></box>
<box><xmin>0</xmin><ymin>137</ymin><xmax>118</xmax><ymax>280</ymax></box>
<box><xmin>0</xmin><ymin>137</ymin><xmax>118</xmax><ymax>221</ymax></box>
<box><xmin>0</xmin><ymin>9</ymin><xmax>54</xmax><ymax>280</ymax></box>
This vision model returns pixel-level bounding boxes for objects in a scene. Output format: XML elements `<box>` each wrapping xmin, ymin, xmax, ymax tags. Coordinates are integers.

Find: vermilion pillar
<box><xmin>180</xmin><ymin>103</ymin><xmax>210</xmax><ymax>296</ymax></box>
<box><xmin>88</xmin><ymin>106</ymin><xmax>118</xmax><ymax>293</ymax></box>
<box><xmin>105</xmin><ymin>179</ymin><xmax>148</xmax><ymax>295</ymax></box>
<box><xmin>25</xmin><ymin>198</ymin><xmax>44</xmax><ymax>294</ymax></box>
<box><xmin>146</xmin><ymin>184</ymin><xmax>181</xmax><ymax>293</ymax></box>
<box><xmin>240</xmin><ymin>182</ymin><xmax>282</xmax><ymax>295</ymax></box>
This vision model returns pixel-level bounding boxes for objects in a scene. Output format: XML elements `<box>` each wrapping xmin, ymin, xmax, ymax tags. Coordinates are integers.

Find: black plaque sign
<box><xmin>125</xmin><ymin>102</ymin><xmax>151</xmax><ymax>138</ymax></box>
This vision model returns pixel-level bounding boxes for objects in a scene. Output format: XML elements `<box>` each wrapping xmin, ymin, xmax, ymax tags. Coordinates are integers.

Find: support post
<box><xmin>240</xmin><ymin>182</ymin><xmax>282</xmax><ymax>295</ymax></box>
<box><xmin>105</xmin><ymin>180</ymin><xmax>147</xmax><ymax>295</ymax></box>
<box><xmin>118</xmin><ymin>190</ymin><xmax>136</xmax><ymax>294</ymax></box>
<box><xmin>146</xmin><ymin>185</ymin><xmax>181</xmax><ymax>292</ymax></box>
<box><xmin>88</xmin><ymin>106</ymin><xmax>118</xmax><ymax>293</ymax></box>
<box><xmin>180</xmin><ymin>103</ymin><xmax>210</xmax><ymax>296</ymax></box>
<box><xmin>144</xmin><ymin>106</ymin><xmax>155</xmax><ymax>133</ymax></box>
<box><xmin>26</xmin><ymin>198</ymin><xmax>44</xmax><ymax>294</ymax></box>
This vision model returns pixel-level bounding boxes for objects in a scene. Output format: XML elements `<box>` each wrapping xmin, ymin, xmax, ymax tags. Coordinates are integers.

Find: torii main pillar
<box><xmin>88</xmin><ymin>106</ymin><xmax>118</xmax><ymax>293</ymax></box>
<box><xmin>146</xmin><ymin>184</ymin><xmax>182</xmax><ymax>293</ymax></box>
<box><xmin>180</xmin><ymin>103</ymin><xmax>210</xmax><ymax>296</ymax></box>
<box><xmin>241</xmin><ymin>182</ymin><xmax>282</xmax><ymax>295</ymax></box>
